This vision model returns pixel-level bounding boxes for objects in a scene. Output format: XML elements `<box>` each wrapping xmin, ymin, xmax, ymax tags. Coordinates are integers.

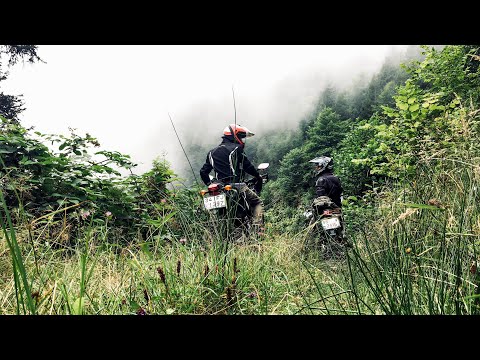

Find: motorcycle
<box><xmin>303</xmin><ymin>195</ymin><xmax>347</xmax><ymax>258</ymax></box>
<box><xmin>200</xmin><ymin>163</ymin><xmax>269</xmax><ymax>242</ymax></box>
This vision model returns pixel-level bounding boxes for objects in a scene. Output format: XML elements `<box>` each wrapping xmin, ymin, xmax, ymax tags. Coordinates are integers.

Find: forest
<box><xmin>1</xmin><ymin>45</ymin><xmax>479</xmax><ymax>315</ymax></box>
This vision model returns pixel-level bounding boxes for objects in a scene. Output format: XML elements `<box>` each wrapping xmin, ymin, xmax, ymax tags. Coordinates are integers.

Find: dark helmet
<box><xmin>223</xmin><ymin>124</ymin><xmax>255</xmax><ymax>146</ymax></box>
<box><xmin>309</xmin><ymin>156</ymin><xmax>333</xmax><ymax>175</ymax></box>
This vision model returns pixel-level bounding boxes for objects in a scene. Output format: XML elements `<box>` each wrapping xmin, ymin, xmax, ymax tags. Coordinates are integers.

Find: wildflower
<box><xmin>80</xmin><ymin>210</ymin><xmax>90</xmax><ymax>220</ymax></box>
<box><xmin>31</xmin><ymin>291</ymin><xmax>40</xmax><ymax>301</ymax></box>
<box><xmin>427</xmin><ymin>198</ymin><xmax>443</xmax><ymax>208</ymax></box>
<box><xmin>136</xmin><ymin>307</ymin><xmax>147</xmax><ymax>315</ymax></box>
<box><xmin>161</xmin><ymin>199</ymin><xmax>167</xmax><ymax>204</ymax></box>
<box><xmin>406</xmin><ymin>247</ymin><xmax>412</xmax><ymax>254</ymax></box>
<box><xmin>470</xmin><ymin>262</ymin><xmax>477</xmax><ymax>275</ymax></box>
<box><xmin>105</xmin><ymin>211</ymin><xmax>112</xmax><ymax>217</ymax></box>
<box><xmin>176</xmin><ymin>260</ymin><xmax>181</xmax><ymax>275</ymax></box>
<box><xmin>226</xmin><ymin>287</ymin><xmax>233</xmax><ymax>305</ymax></box>
<box><xmin>179</xmin><ymin>238</ymin><xmax>187</xmax><ymax>244</ymax></box>
<box><xmin>157</xmin><ymin>266</ymin><xmax>166</xmax><ymax>284</ymax></box>
<box><xmin>247</xmin><ymin>291</ymin><xmax>257</xmax><ymax>299</ymax></box>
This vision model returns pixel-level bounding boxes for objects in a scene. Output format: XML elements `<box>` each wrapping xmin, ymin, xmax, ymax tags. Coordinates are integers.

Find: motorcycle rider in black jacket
<box><xmin>309</xmin><ymin>156</ymin><xmax>343</xmax><ymax>208</ymax></box>
<box><xmin>200</xmin><ymin>124</ymin><xmax>265</xmax><ymax>232</ymax></box>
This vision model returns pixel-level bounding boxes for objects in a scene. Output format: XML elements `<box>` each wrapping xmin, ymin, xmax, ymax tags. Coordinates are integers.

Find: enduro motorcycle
<box><xmin>200</xmin><ymin>163</ymin><xmax>269</xmax><ymax>242</ymax></box>
<box><xmin>303</xmin><ymin>196</ymin><xmax>347</xmax><ymax>257</ymax></box>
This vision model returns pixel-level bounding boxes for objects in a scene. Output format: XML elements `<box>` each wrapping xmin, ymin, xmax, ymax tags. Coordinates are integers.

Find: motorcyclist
<box><xmin>309</xmin><ymin>156</ymin><xmax>343</xmax><ymax>208</ymax></box>
<box><xmin>200</xmin><ymin>124</ymin><xmax>265</xmax><ymax>232</ymax></box>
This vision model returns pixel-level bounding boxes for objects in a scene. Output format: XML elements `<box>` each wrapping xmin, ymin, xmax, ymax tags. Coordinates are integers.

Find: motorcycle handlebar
<box><xmin>208</xmin><ymin>173</ymin><xmax>268</xmax><ymax>190</ymax></box>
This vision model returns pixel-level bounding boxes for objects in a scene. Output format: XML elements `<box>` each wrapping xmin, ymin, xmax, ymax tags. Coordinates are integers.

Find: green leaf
<box><xmin>409</xmin><ymin>103</ymin><xmax>420</xmax><ymax>112</ymax></box>
<box><xmin>407</xmin><ymin>97</ymin><xmax>416</xmax><ymax>104</ymax></box>
<box><xmin>398</xmin><ymin>102</ymin><xmax>409</xmax><ymax>111</ymax></box>
<box><xmin>19</xmin><ymin>158</ymin><xmax>37</xmax><ymax>165</ymax></box>
<box><xmin>129</xmin><ymin>300</ymin><xmax>140</xmax><ymax>312</ymax></box>
<box><xmin>140</xmin><ymin>242</ymin><xmax>152</xmax><ymax>259</ymax></box>
<box><xmin>72</xmin><ymin>297</ymin><xmax>85</xmax><ymax>315</ymax></box>
<box><xmin>375</xmin><ymin>143</ymin><xmax>390</xmax><ymax>153</ymax></box>
<box><xmin>358</xmin><ymin>123</ymin><xmax>372</xmax><ymax>130</ymax></box>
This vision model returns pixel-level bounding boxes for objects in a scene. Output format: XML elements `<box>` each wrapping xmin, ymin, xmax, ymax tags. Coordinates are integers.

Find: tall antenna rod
<box><xmin>168</xmin><ymin>113</ymin><xmax>200</xmax><ymax>187</ymax></box>
<box><xmin>232</xmin><ymin>85</ymin><xmax>237</xmax><ymax>128</ymax></box>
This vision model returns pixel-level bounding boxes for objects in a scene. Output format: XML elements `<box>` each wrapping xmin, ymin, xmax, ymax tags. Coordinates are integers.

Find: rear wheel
<box><xmin>320</xmin><ymin>231</ymin><xmax>347</xmax><ymax>260</ymax></box>
<box><xmin>304</xmin><ymin>217</ymin><xmax>347</xmax><ymax>259</ymax></box>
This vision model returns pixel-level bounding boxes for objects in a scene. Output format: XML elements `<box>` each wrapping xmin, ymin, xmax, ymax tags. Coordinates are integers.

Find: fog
<box><xmin>2</xmin><ymin>45</ymin><xmax>409</xmax><ymax>176</ymax></box>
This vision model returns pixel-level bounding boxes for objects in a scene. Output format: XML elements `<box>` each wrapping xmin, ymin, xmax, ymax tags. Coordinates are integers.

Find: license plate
<box><xmin>321</xmin><ymin>217</ymin><xmax>341</xmax><ymax>230</ymax></box>
<box><xmin>203</xmin><ymin>194</ymin><xmax>227</xmax><ymax>210</ymax></box>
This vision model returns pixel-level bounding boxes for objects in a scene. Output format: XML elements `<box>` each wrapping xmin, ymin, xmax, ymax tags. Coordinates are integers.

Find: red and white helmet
<box><xmin>223</xmin><ymin>123</ymin><xmax>255</xmax><ymax>146</ymax></box>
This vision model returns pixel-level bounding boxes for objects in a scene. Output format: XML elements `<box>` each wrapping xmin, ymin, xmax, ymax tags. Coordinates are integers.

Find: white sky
<box><xmin>2</xmin><ymin>45</ymin><xmax>409</xmax><ymax>175</ymax></box>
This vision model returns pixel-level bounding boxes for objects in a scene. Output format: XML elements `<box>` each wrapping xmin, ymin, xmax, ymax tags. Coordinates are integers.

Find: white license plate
<box><xmin>203</xmin><ymin>194</ymin><xmax>227</xmax><ymax>210</ymax></box>
<box><xmin>321</xmin><ymin>217</ymin><xmax>341</xmax><ymax>230</ymax></box>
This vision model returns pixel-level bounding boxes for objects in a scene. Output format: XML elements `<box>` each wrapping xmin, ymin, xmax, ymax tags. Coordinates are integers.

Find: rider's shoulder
<box><xmin>315</xmin><ymin>177</ymin><xmax>326</xmax><ymax>185</ymax></box>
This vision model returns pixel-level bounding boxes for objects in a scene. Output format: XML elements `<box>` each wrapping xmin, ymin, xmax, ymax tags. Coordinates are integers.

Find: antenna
<box><xmin>232</xmin><ymin>85</ymin><xmax>237</xmax><ymax>128</ymax></box>
<box><xmin>168</xmin><ymin>113</ymin><xmax>200</xmax><ymax>187</ymax></box>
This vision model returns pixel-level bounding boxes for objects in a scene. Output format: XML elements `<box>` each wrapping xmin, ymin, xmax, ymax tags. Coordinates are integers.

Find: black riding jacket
<box><xmin>200</xmin><ymin>136</ymin><xmax>260</xmax><ymax>186</ymax></box>
<box><xmin>315</xmin><ymin>171</ymin><xmax>343</xmax><ymax>207</ymax></box>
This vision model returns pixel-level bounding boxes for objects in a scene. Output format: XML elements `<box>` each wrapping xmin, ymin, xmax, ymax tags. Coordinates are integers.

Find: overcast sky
<box><xmin>2</xmin><ymin>45</ymin><xmax>409</xmax><ymax>175</ymax></box>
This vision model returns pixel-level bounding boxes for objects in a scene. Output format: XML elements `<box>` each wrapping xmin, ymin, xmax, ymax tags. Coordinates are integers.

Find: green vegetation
<box><xmin>1</xmin><ymin>45</ymin><xmax>480</xmax><ymax>314</ymax></box>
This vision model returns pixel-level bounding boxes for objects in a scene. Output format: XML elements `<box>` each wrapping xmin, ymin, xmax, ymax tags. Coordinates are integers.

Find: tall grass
<box><xmin>343</xmin><ymin>157</ymin><xmax>480</xmax><ymax>314</ymax></box>
<box><xmin>4</xmin><ymin>155</ymin><xmax>479</xmax><ymax>315</ymax></box>
<box><xmin>0</xmin><ymin>189</ymin><xmax>334</xmax><ymax>314</ymax></box>
<box><xmin>2</xmin><ymin>156</ymin><xmax>479</xmax><ymax>315</ymax></box>
<box><xmin>0</xmin><ymin>189</ymin><xmax>36</xmax><ymax>314</ymax></box>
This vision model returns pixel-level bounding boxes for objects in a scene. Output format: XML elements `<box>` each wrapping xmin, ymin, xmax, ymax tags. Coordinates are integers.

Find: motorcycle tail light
<box><xmin>224</xmin><ymin>185</ymin><xmax>232</xmax><ymax>191</ymax></box>
<box><xmin>208</xmin><ymin>183</ymin><xmax>219</xmax><ymax>192</ymax></box>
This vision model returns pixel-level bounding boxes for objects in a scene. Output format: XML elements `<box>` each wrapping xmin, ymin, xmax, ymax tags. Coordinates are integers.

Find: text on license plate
<box><xmin>321</xmin><ymin>217</ymin><xmax>341</xmax><ymax>230</ymax></box>
<box><xmin>203</xmin><ymin>194</ymin><xmax>227</xmax><ymax>210</ymax></box>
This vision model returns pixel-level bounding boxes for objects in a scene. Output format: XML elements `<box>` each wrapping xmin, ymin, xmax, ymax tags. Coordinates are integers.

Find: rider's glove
<box><xmin>254</xmin><ymin>177</ymin><xmax>263</xmax><ymax>194</ymax></box>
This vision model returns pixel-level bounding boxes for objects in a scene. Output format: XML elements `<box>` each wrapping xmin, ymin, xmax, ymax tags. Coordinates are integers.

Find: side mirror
<box><xmin>257</xmin><ymin>163</ymin><xmax>270</xmax><ymax>170</ymax></box>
